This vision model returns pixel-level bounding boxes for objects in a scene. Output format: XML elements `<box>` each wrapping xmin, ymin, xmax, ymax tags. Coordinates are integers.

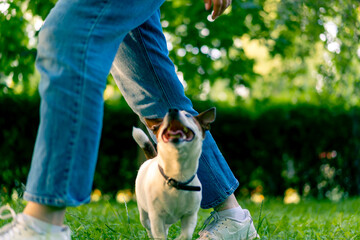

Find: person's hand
<box><xmin>204</xmin><ymin>0</ymin><xmax>232</xmax><ymax>21</ymax></box>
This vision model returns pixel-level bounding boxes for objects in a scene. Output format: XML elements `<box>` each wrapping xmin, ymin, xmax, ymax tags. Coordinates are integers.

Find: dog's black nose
<box><xmin>169</xmin><ymin>109</ymin><xmax>179</xmax><ymax>113</ymax></box>
<box><xmin>168</xmin><ymin>108</ymin><xmax>179</xmax><ymax>119</ymax></box>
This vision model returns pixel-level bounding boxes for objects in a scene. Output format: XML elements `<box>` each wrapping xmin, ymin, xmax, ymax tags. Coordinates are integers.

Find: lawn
<box><xmin>1</xmin><ymin>196</ymin><xmax>359</xmax><ymax>239</ymax></box>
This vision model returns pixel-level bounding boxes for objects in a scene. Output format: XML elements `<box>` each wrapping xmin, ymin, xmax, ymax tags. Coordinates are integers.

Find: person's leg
<box><xmin>111</xmin><ymin>10</ymin><xmax>238</xmax><ymax>209</ymax></box>
<box><xmin>0</xmin><ymin>0</ymin><xmax>164</xmax><ymax>237</ymax></box>
<box><xmin>23</xmin><ymin>202</ymin><xmax>65</xmax><ymax>226</ymax></box>
<box><xmin>110</xmin><ymin>10</ymin><xmax>259</xmax><ymax>240</ymax></box>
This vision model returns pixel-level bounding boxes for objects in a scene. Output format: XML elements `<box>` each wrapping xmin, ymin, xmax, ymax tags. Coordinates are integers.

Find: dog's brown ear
<box><xmin>195</xmin><ymin>107</ymin><xmax>216</xmax><ymax>132</ymax></box>
<box><xmin>144</xmin><ymin>118</ymin><xmax>163</xmax><ymax>135</ymax></box>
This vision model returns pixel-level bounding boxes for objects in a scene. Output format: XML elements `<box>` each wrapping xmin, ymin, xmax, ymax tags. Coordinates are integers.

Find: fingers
<box><xmin>211</xmin><ymin>0</ymin><xmax>221</xmax><ymax>20</ymax></box>
<box><xmin>210</xmin><ymin>0</ymin><xmax>232</xmax><ymax>20</ymax></box>
<box><xmin>204</xmin><ymin>0</ymin><xmax>212</xmax><ymax>10</ymax></box>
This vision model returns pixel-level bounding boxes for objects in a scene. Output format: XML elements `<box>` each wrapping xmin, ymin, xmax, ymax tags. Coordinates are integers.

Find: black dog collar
<box><xmin>158</xmin><ymin>165</ymin><xmax>201</xmax><ymax>192</ymax></box>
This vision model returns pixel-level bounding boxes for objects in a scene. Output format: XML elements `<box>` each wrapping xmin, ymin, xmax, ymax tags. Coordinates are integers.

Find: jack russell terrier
<box><xmin>132</xmin><ymin>108</ymin><xmax>216</xmax><ymax>239</ymax></box>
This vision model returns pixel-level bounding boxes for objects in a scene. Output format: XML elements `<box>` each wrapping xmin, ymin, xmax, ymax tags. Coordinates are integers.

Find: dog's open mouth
<box><xmin>162</xmin><ymin>119</ymin><xmax>194</xmax><ymax>143</ymax></box>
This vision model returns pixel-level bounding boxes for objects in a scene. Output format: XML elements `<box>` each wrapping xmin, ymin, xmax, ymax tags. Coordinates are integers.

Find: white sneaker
<box><xmin>198</xmin><ymin>209</ymin><xmax>260</xmax><ymax>240</ymax></box>
<box><xmin>0</xmin><ymin>205</ymin><xmax>71</xmax><ymax>240</ymax></box>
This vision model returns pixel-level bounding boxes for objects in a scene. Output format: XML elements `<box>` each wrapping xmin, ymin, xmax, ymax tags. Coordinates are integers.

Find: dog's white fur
<box><xmin>132</xmin><ymin>127</ymin><xmax>150</xmax><ymax>148</ymax></box>
<box><xmin>133</xmin><ymin>108</ymin><xmax>215</xmax><ymax>239</ymax></box>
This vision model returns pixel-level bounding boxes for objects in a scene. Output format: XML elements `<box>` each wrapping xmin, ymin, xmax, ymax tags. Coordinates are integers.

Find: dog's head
<box><xmin>145</xmin><ymin>108</ymin><xmax>216</xmax><ymax>157</ymax></box>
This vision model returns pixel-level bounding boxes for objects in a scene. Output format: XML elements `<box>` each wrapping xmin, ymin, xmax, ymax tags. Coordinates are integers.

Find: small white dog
<box><xmin>132</xmin><ymin>108</ymin><xmax>216</xmax><ymax>239</ymax></box>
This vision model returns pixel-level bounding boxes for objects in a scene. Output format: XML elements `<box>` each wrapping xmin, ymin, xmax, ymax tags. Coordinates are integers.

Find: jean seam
<box><xmin>135</xmin><ymin>26</ymin><xmax>175</xmax><ymax>111</ymax></box>
<box><xmin>65</xmin><ymin>0</ymin><xmax>111</xmax><ymax>204</ymax></box>
<box><xmin>201</xmin><ymin>153</ymin><xmax>226</xmax><ymax>195</ymax></box>
<box><xmin>201</xmin><ymin>181</ymin><xmax>239</xmax><ymax>209</ymax></box>
<box><xmin>199</xmin><ymin>137</ymin><xmax>239</xmax><ymax>209</ymax></box>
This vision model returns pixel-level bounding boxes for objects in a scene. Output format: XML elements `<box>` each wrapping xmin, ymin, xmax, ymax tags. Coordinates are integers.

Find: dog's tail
<box><xmin>132</xmin><ymin>127</ymin><xmax>157</xmax><ymax>160</ymax></box>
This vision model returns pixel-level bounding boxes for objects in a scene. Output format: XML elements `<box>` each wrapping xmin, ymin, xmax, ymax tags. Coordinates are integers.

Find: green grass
<box><xmin>1</xmin><ymin>196</ymin><xmax>360</xmax><ymax>239</ymax></box>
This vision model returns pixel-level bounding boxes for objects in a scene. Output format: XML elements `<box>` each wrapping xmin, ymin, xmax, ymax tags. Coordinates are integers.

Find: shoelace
<box><xmin>202</xmin><ymin>211</ymin><xmax>219</xmax><ymax>228</ymax></box>
<box><xmin>199</xmin><ymin>211</ymin><xmax>225</xmax><ymax>237</ymax></box>
<box><xmin>0</xmin><ymin>205</ymin><xmax>18</xmax><ymax>236</ymax></box>
<box><xmin>0</xmin><ymin>205</ymin><xmax>16</xmax><ymax>221</ymax></box>
<box><xmin>0</xmin><ymin>205</ymin><xmax>44</xmax><ymax>238</ymax></box>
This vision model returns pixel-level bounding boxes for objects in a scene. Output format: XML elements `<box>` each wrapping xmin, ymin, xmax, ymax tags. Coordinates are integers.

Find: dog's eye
<box><xmin>185</xmin><ymin>113</ymin><xmax>192</xmax><ymax>118</ymax></box>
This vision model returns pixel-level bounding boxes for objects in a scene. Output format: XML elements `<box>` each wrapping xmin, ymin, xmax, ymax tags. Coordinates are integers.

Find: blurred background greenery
<box><xmin>1</xmin><ymin>0</ymin><xmax>359</xmax><ymax>202</ymax></box>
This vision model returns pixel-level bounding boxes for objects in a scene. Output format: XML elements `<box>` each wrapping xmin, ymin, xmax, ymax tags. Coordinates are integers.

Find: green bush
<box><xmin>0</xmin><ymin>95</ymin><xmax>39</xmax><ymax>195</ymax></box>
<box><xmin>1</xmin><ymin>95</ymin><xmax>359</xmax><ymax>198</ymax></box>
<box><xmin>208</xmin><ymin>103</ymin><xmax>360</xmax><ymax>198</ymax></box>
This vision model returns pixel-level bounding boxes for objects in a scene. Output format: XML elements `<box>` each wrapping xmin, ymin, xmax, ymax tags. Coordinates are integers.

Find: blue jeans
<box><xmin>24</xmin><ymin>0</ymin><xmax>239</xmax><ymax>209</ymax></box>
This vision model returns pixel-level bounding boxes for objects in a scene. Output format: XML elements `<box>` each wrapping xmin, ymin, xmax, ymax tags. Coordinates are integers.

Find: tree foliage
<box><xmin>1</xmin><ymin>0</ymin><xmax>359</xmax><ymax>105</ymax></box>
<box><xmin>160</xmin><ymin>0</ymin><xmax>360</xmax><ymax>104</ymax></box>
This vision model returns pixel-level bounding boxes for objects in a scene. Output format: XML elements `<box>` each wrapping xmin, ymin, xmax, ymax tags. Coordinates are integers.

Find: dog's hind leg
<box><xmin>175</xmin><ymin>213</ymin><xmax>198</xmax><ymax>240</ymax></box>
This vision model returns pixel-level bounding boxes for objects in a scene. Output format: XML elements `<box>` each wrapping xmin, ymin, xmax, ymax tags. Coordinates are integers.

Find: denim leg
<box><xmin>24</xmin><ymin>0</ymin><xmax>164</xmax><ymax>207</ymax></box>
<box><xmin>111</xmin><ymin>10</ymin><xmax>239</xmax><ymax>209</ymax></box>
